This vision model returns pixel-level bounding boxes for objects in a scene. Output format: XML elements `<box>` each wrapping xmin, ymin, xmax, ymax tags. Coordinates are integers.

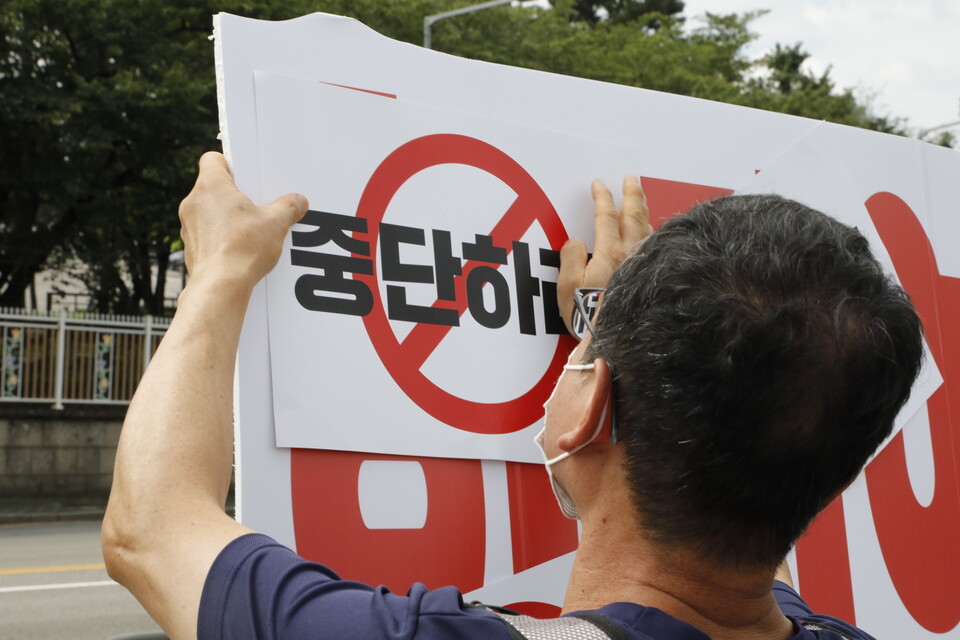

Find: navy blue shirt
<box><xmin>198</xmin><ymin>533</ymin><xmax>875</xmax><ymax>639</ymax></box>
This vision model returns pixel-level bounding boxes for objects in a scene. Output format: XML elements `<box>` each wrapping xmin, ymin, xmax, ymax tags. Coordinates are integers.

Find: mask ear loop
<box><xmin>561</xmin><ymin>361</ymin><xmax>620</xmax><ymax>445</ymax></box>
<box><xmin>542</xmin><ymin>400</ymin><xmax>609</xmax><ymax>466</ymax></box>
<box><xmin>609</xmin><ymin>363</ymin><xmax>619</xmax><ymax>444</ymax></box>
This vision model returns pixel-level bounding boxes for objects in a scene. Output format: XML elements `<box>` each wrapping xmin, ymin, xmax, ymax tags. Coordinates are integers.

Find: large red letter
<box><xmin>864</xmin><ymin>193</ymin><xmax>960</xmax><ymax>632</ymax></box>
<box><xmin>794</xmin><ymin>497</ymin><xmax>856</xmax><ymax>623</ymax></box>
<box><xmin>291</xmin><ymin>449</ymin><xmax>487</xmax><ymax>594</ymax></box>
<box><xmin>506</xmin><ymin>461</ymin><xmax>579</xmax><ymax>574</ymax></box>
<box><xmin>640</xmin><ymin>177</ymin><xmax>733</xmax><ymax>228</ymax></box>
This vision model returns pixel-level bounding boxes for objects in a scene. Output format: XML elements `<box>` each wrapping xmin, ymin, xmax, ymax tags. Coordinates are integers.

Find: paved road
<box><xmin>0</xmin><ymin>521</ymin><xmax>164</xmax><ymax>640</ymax></box>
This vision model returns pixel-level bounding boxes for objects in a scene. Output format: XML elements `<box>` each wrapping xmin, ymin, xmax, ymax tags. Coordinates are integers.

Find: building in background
<box><xmin>23</xmin><ymin>253</ymin><xmax>185</xmax><ymax>315</ymax></box>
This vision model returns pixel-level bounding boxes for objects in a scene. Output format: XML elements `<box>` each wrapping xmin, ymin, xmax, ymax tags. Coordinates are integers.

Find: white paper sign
<box><xmin>258</xmin><ymin>72</ymin><xmax>656</xmax><ymax>462</ymax></box>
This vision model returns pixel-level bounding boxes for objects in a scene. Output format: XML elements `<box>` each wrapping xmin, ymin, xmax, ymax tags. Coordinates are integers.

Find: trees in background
<box><xmin>0</xmin><ymin>0</ymin><xmax>917</xmax><ymax>314</ymax></box>
<box><xmin>1</xmin><ymin>0</ymin><xmax>311</xmax><ymax>313</ymax></box>
<box><xmin>734</xmin><ymin>42</ymin><xmax>902</xmax><ymax>133</ymax></box>
<box><xmin>558</xmin><ymin>0</ymin><xmax>686</xmax><ymax>27</ymax></box>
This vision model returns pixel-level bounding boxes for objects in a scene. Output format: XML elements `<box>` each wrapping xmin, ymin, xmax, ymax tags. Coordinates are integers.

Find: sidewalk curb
<box><xmin>0</xmin><ymin>497</ymin><xmax>232</xmax><ymax>526</ymax></box>
<box><xmin>0</xmin><ymin>508</ymin><xmax>106</xmax><ymax>526</ymax></box>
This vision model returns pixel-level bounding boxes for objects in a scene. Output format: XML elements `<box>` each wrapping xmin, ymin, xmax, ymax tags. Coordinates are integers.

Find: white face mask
<box><xmin>533</xmin><ymin>362</ymin><xmax>608</xmax><ymax>520</ymax></box>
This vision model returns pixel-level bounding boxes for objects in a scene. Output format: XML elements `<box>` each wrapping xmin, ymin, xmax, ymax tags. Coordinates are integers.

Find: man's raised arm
<box><xmin>101</xmin><ymin>152</ymin><xmax>308</xmax><ymax>640</ymax></box>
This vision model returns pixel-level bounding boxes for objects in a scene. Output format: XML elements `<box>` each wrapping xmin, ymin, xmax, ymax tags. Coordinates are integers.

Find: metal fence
<box><xmin>0</xmin><ymin>308</ymin><xmax>171</xmax><ymax>408</ymax></box>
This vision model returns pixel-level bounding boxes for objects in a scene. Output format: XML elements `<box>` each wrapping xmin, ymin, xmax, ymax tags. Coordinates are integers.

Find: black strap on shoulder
<box><xmin>469</xmin><ymin>600</ymin><xmax>632</xmax><ymax>640</ymax></box>
<box><xmin>493</xmin><ymin>614</ymin><xmax>531</xmax><ymax>640</ymax></box>
<box><xmin>798</xmin><ymin>619</ymin><xmax>856</xmax><ymax>640</ymax></box>
<box><xmin>482</xmin><ymin>606</ymin><xmax>630</xmax><ymax>640</ymax></box>
<box><xmin>468</xmin><ymin>601</ymin><xmax>523</xmax><ymax>616</ymax></box>
<box><xmin>569</xmin><ymin>613</ymin><xmax>633</xmax><ymax>640</ymax></box>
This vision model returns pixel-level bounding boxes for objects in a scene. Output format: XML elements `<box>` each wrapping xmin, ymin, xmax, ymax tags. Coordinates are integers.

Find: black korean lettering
<box><xmin>462</xmin><ymin>234</ymin><xmax>508</xmax><ymax>264</ymax></box>
<box><xmin>466</xmin><ymin>266</ymin><xmax>511</xmax><ymax>329</ymax></box>
<box><xmin>462</xmin><ymin>234</ymin><xmax>511</xmax><ymax>329</ymax></box>
<box><xmin>381</xmin><ymin>223</ymin><xmax>433</xmax><ymax>283</ymax></box>
<box><xmin>462</xmin><ymin>234</ymin><xmax>510</xmax><ymax>329</ymax></box>
<box><xmin>385</xmin><ymin>287</ymin><xmax>459</xmax><ymax>326</ymax></box>
<box><xmin>288</xmin><ymin>210</ymin><xmax>373</xmax><ymax>316</ymax></box>
<box><xmin>512</xmin><ymin>241</ymin><xmax>539</xmax><ymax>336</ymax></box>
<box><xmin>432</xmin><ymin>230</ymin><xmax>462</xmax><ymax>302</ymax></box>
<box><xmin>292</xmin><ymin>210</ymin><xmax>370</xmax><ymax>255</ymax></box>
<box><xmin>381</xmin><ymin>223</ymin><xmax>458</xmax><ymax>327</ymax></box>
<box><xmin>539</xmin><ymin>248</ymin><xmax>565</xmax><ymax>335</ymax></box>
<box><xmin>291</xmin><ymin>250</ymin><xmax>373</xmax><ymax>316</ymax></box>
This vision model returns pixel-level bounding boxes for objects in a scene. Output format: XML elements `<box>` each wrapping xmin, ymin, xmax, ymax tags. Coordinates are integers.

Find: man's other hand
<box><xmin>558</xmin><ymin>176</ymin><xmax>651</xmax><ymax>336</ymax></box>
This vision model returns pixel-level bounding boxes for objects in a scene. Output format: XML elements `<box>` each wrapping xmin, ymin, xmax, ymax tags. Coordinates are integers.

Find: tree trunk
<box><xmin>152</xmin><ymin>249</ymin><xmax>170</xmax><ymax>316</ymax></box>
<box><xmin>0</xmin><ymin>266</ymin><xmax>36</xmax><ymax>309</ymax></box>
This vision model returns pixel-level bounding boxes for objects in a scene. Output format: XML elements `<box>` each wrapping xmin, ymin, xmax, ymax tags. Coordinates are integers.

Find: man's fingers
<box><xmin>187</xmin><ymin>152</ymin><xmax>239</xmax><ymax>210</ymax></box>
<box><xmin>558</xmin><ymin>239</ymin><xmax>588</xmax><ymax>290</ymax></box>
<box><xmin>620</xmin><ymin>175</ymin><xmax>651</xmax><ymax>248</ymax></box>
<box><xmin>591</xmin><ymin>179</ymin><xmax>624</xmax><ymax>265</ymax></box>
<box><xmin>268</xmin><ymin>193</ymin><xmax>309</xmax><ymax>227</ymax></box>
<box><xmin>556</xmin><ymin>175</ymin><xmax>655</xmax><ymax>337</ymax></box>
<box><xmin>196</xmin><ymin>152</ymin><xmax>233</xmax><ymax>186</ymax></box>
<box><xmin>558</xmin><ymin>239</ymin><xmax>589</xmax><ymax>335</ymax></box>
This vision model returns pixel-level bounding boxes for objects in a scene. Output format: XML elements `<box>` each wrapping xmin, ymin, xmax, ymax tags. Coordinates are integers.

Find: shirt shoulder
<box><xmin>773</xmin><ymin>581</ymin><xmax>878</xmax><ymax>640</ymax></box>
<box><xmin>198</xmin><ymin>533</ymin><xmax>512</xmax><ymax>640</ymax></box>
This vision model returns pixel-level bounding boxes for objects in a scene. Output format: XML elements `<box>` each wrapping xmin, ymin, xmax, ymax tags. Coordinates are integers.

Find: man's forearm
<box><xmin>101</xmin><ymin>276</ymin><xmax>257</xmax><ymax>639</ymax></box>
<box><xmin>107</xmin><ymin>277</ymin><xmax>250</xmax><ymax>529</ymax></box>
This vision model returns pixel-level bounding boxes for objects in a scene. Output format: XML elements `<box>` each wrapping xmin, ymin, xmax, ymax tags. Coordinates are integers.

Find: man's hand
<box><xmin>558</xmin><ymin>176</ymin><xmax>651</xmax><ymax>335</ymax></box>
<box><xmin>179</xmin><ymin>151</ymin><xmax>308</xmax><ymax>288</ymax></box>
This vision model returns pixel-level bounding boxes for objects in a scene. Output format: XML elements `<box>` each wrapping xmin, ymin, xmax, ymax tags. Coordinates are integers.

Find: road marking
<box><xmin>0</xmin><ymin>580</ymin><xmax>118</xmax><ymax>594</ymax></box>
<box><xmin>0</xmin><ymin>562</ymin><xmax>106</xmax><ymax>576</ymax></box>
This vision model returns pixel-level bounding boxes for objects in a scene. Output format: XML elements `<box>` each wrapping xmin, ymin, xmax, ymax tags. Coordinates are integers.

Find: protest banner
<box><xmin>215</xmin><ymin>11</ymin><xmax>960</xmax><ymax>634</ymax></box>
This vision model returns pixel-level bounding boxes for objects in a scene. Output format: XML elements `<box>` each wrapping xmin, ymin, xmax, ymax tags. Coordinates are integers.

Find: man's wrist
<box><xmin>180</xmin><ymin>267</ymin><xmax>260</xmax><ymax>305</ymax></box>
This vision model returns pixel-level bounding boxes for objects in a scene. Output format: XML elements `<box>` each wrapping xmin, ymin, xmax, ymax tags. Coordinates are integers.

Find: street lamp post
<box><xmin>918</xmin><ymin>97</ymin><xmax>960</xmax><ymax>140</ymax></box>
<box><xmin>423</xmin><ymin>0</ymin><xmax>513</xmax><ymax>50</ymax></box>
<box><xmin>919</xmin><ymin>120</ymin><xmax>960</xmax><ymax>140</ymax></box>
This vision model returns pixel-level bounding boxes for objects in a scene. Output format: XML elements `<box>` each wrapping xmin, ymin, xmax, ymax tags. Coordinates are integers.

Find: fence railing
<box><xmin>0</xmin><ymin>307</ymin><xmax>171</xmax><ymax>408</ymax></box>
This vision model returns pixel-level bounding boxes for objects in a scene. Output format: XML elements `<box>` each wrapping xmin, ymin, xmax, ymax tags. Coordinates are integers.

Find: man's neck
<box><xmin>563</xmin><ymin>506</ymin><xmax>795</xmax><ymax>640</ymax></box>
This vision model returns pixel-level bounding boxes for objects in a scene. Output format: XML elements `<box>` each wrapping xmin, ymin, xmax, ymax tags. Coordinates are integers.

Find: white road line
<box><xmin>0</xmin><ymin>580</ymin><xmax>119</xmax><ymax>594</ymax></box>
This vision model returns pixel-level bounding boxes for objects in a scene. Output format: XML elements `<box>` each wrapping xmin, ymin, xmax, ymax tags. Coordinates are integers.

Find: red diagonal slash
<box><xmin>355</xmin><ymin>134</ymin><xmax>574</xmax><ymax>434</ymax></box>
<box><xmin>400</xmin><ymin>195</ymin><xmax>540</xmax><ymax>368</ymax></box>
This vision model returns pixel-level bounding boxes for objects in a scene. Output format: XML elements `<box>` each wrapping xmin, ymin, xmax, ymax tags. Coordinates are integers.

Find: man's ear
<box><xmin>557</xmin><ymin>358</ymin><xmax>612</xmax><ymax>452</ymax></box>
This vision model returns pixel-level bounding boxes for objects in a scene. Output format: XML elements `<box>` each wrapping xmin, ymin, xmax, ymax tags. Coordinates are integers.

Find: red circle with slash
<box><xmin>354</xmin><ymin>134</ymin><xmax>575</xmax><ymax>435</ymax></box>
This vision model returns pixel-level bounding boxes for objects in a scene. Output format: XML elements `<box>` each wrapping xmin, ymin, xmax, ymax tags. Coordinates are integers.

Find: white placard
<box><xmin>258</xmin><ymin>72</ymin><xmax>651</xmax><ymax>462</ymax></box>
<box><xmin>217</xmin><ymin>13</ymin><xmax>960</xmax><ymax>636</ymax></box>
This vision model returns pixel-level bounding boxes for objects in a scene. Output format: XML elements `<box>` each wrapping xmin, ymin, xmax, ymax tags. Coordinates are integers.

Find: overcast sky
<box><xmin>680</xmin><ymin>0</ymin><xmax>960</xmax><ymax>136</ymax></box>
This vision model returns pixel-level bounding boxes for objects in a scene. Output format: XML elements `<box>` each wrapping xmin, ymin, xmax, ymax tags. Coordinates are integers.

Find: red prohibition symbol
<box><xmin>354</xmin><ymin>134</ymin><xmax>576</xmax><ymax>435</ymax></box>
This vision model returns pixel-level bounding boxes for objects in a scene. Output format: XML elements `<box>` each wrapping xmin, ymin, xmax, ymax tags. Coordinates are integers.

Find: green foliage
<box><xmin>558</xmin><ymin>0</ymin><xmax>685</xmax><ymax>27</ymax></box>
<box><xmin>927</xmin><ymin>130</ymin><xmax>957</xmax><ymax>148</ymax></box>
<box><xmin>0</xmin><ymin>0</ymin><xmax>319</xmax><ymax>313</ymax></box>
<box><xmin>732</xmin><ymin>43</ymin><xmax>905</xmax><ymax>133</ymax></box>
<box><xmin>0</xmin><ymin>0</ymin><xmax>913</xmax><ymax>314</ymax></box>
